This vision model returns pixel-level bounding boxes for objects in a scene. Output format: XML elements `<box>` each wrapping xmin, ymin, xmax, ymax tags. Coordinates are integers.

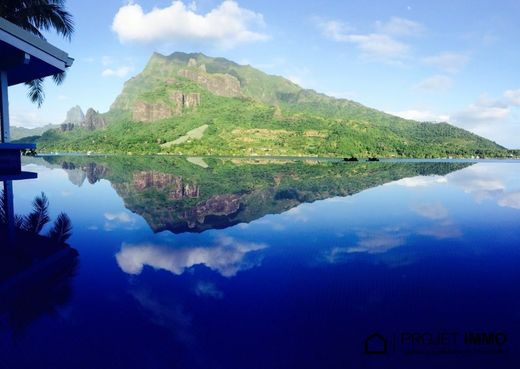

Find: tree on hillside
<box><xmin>0</xmin><ymin>0</ymin><xmax>74</xmax><ymax>106</ymax></box>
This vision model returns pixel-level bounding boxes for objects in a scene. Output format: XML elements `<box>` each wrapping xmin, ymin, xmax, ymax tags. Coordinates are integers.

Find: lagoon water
<box><xmin>1</xmin><ymin>157</ymin><xmax>520</xmax><ymax>369</ymax></box>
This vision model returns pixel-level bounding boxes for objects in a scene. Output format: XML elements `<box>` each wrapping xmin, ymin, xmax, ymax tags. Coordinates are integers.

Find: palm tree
<box><xmin>0</xmin><ymin>0</ymin><xmax>74</xmax><ymax>106</ymax></box>
<box><xmin>1</xmin><ymin>191</ymin><xmax>73</xmax><ymax>243</ymax></box>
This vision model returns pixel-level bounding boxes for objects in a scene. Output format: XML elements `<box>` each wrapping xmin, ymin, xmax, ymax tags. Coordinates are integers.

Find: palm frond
<box><xmin>22</xmin><ymin>192</ymin><xmax>50</xmax><ymax>234</ymax></box>
<box><xmin>52</xmin><ymin>70</ymin><xmax>66</xmax><ymax>85</ymax></box>
<box><xmin>0</xmin><ymin>0</ymin><xmax>74</xmax><ymax>106</ymax></box>
<box><xmin>1</xmin><ymin>0</ymin><xmax>74</xmax><ymax>40</ymax></box>
<box><xmin>0</xmin><ymin>189</ymin><xmax>5</xmax><ymax>224</ymax></box>
<box><xmin>25</xmin><ymin>78</ymin><xmax>45</xmax><ymax>108</ymax></box>
<box><xmin>14</xmin><ymin>214</ymin><xmax>25</xmax><ymax>229</ymax></box>
<box><xmin>48</xmin><ymin>212</ymin><xmax>72</xmax><ymax>243</ymax></box>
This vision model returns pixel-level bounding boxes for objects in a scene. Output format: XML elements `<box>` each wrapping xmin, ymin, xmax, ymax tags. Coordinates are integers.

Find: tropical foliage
<box><xmin>0</xmin><ymin>191</ymin><xmax>72</xmax><ymax>243</ymax></box>
<box><xmin>0</xmin><ymin>0</ymin><xmax>74</xmax><ymax>106</ymax></box>
<box><xmin>34</xmin><ymin>52</ymin><xmax>509</xmax><ymax>157</ymax></box>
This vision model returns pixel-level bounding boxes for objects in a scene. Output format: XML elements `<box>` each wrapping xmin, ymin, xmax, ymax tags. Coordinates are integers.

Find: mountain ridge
<box><xmin>35</xmin><ymin>51</ymin><xmax>508</xmax><ymax>158</ymax></box>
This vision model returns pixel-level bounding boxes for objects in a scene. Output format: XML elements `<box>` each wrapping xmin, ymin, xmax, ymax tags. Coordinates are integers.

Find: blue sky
<box><xmin>9</xmin><ymin>0</ymin><xmax>520</xmax><ymax>148</ymax></box>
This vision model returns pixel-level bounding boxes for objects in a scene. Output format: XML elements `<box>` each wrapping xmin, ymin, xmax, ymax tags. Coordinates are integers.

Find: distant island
<box><xmin>17</xmin><ymin>52</ymin><xmax>517</xmax><ymax>158</ymax></box>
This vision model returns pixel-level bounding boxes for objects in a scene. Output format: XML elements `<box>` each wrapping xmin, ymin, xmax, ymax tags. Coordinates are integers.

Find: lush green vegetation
<box><xmin>34</xmin><ymin>52</ymin><xmax>510</xmax><ymax>158</ymax></box>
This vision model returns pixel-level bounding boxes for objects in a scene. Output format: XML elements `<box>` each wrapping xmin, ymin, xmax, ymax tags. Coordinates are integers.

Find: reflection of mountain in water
<box><xmin>42</xmin><ymin>156</ymin><xmax>472</xmax><ymax>233</ymax></box>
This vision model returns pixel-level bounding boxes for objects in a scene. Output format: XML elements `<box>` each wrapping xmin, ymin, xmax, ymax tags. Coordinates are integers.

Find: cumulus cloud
<box><xmin>389</xmin><ymin>109</ymin><xmax>450</xmax><ymax>122</ymax></box>
<box><xmin>422</xmin><ymin>52</ymin><xmax>470</xmax><ymax>73</ymax></box>
<box><xmin>101</xmin><ymin>66</ymin><xmax>134</xmax><ymax>78</ymax></box>
<box><xmin>112</xmin><ymin>1</ymin><xmax>268</xmax><ymax>48</ymax></box>
<box><xmin>449</xmin><ymin>93</ymin><xmax>520</xmax><ymax>148</ymax></box>
<box><xmin>415</xmin><ymin>74</ymin><xmax>453</xmax><ymax>91</ymax></box>
<box><xmin>115</xmin><ymin>236</ymin><xmax>267</xmax><ymax>277</ymax></box>
<box><xmin>317</xmin><ymin>17</ymin><xmax>421</xmax><ymax>61</ymax></box>
<box><xmin>452</xmin><ymin>96</ymin><xmax>510</xmax><ymax>127</ymax></box>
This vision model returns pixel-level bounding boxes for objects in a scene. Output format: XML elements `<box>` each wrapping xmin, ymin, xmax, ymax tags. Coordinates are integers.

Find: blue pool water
<box><xmin>1</xmin><ymin>157</ymin><xmax>519</xmax><ymax>368</ymax></box>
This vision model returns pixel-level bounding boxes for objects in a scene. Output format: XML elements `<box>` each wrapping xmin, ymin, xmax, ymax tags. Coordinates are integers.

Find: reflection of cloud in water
<box><xmin>346</xmin><ymin>234</ymin><xmax>406</xmax><ymax>254</ymax></box>
<box><xmin>327</xmin><ymin>229</ymin><xmax>407</xmax><ymax>261</ymax></box>
<box><xmin>447</xmin><ymin>165</ymin><xmax>506</xmax><ymax>202</ymax></box>
<box><xmin>195</xmin><ymin>281</ymin><xmax>223</xmax><ymax>299</ymax></box>
<box><xmin>498</xmin><ymin>192</ymin><xmax>520</xmax><ymax>210</ymax></box>
<box><xmin>284</xmin><ymin>206</ymin><xmax>309</xmax><ymax>222</ymax></box>
<box><xmin>392</xmin><ymin>165</ymin><xmax>518</xmax><ymax>209</ymax></box>
<box><xmin>116</xmin><ymin>236</ymin><xmax>267</xmax><ymax>277</ymax></box>
<box><xmin>391</xmin><ymin>175</ymin><xmax>447</xmax><ymax>187</ymax></box>
<box><xmin>417</xmin><ymin>221</ymin><xmax>462</xmax><ymax>239</ymax></box>
<box><xmin>104</xmin><ymin>211</ymin><xmax>139</xmax><ymax>231</ymax></box>
<box><xmin>130</xmin><ymin>288</ymin><xmax>192</xmax><ymax>343</ymax></box>
<box><xmin>105</xmin><ymin>212</ymin><xmax>134</xmax><ymax>223</ymax></box>
<box><xmin>327</xmin><ymin>207</ymin><xmax>462</xmax><ymax>260</ymax></box>
<box><xmin>254</xmin><ymin>218</ymin><xmax>286</xmax><ymax>231</ymax></box>
<box><xmin>411</xmin><ymin>202</ymin><xmax>448</xmax><ymax>220</ymax></box>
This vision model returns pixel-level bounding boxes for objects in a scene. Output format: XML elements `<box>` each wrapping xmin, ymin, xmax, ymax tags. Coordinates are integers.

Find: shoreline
<box><xmin>26</xmin><ymin>153</ymin><xmax>520</xmax><ymax>163</ymax></box>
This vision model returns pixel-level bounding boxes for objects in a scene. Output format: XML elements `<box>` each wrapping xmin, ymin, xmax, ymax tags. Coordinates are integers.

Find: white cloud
<box><xmin>101</xmin><ymin>66</ymin><xmax>134</xmax><ymax>78</ymax></box>
<box><xmin>415</xmin><ymin>74</ymin><xmax>453</xmax><ymax>91</ymax></box>
<box><xmin>10</xmin><ymin>110</ymin><xmax>50</xmax><ymax>128</ymax></box>
<box><xmin>498</xmin><ymin>192</ymin><xmax>520</xmax><ymax>210</ymax></box>
<box><xmin>112</xmin><ymin>1</ymin><xmax>268</xmax><ymax>49</ymax></box>
<box><xmin>422</xmin><ymin>52</ymin><xmax>470</xmax><ymax>73</ymax></box>
<box><xmin>348</xmin><ymin>33</ymin><xmax>409</xmax><ymax>59</ymax></box>
<box><xmin>115</xmin><ymin>236</ymin><xmax>267</xmax><ymax>277</ymax></box>
<box><xmin>450</xmin><ymin>93</ymin><xmax>520</xmax><ymax>148</ymax></box>
<box><xmin>504</xmin><ymin>89</ymin><xmax>520</xmax><ymax>106</ymax></box>
<box><xmin>389</xmin><ymin>109</ymin><xmax>450</xmax><ymax>122</ymax></box>
<box><xmin>374</xmin><ymin>17</ymin><xmax>424</xmax><ymax>36</ymax></box>
<box><xmin>452</xmin><ymin>96</ymin><xmax>510</xmax><ymax>126</ymax></box>
<box><xmin>317</xmin><ymin>18</ymin><xmax>418</xmax><ymax>61</ymax></box>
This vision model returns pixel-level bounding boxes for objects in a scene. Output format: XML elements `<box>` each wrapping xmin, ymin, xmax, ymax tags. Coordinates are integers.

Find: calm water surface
<box><xmin>1</xmin><ymin>156</ymin><xmax>520</xmax><ymax>369</ymax></box>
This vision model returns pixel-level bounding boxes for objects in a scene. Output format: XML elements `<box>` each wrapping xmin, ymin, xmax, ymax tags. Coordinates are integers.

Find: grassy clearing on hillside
<box><xmin>161</xmin><ymin>124</ymin><xmax>209</xmax><ymax>148</ymax></box>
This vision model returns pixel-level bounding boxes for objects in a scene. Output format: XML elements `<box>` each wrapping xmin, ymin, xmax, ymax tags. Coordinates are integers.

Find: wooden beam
<box><xmin>0</xmin><ymin>50</ymin><xmax>30</xmax><ymax>70</ymax></box>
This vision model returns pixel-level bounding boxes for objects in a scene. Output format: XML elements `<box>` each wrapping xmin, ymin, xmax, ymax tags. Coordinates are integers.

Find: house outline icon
<box><xmin>364</xmin><ymin>332</ymin><xmax>388</xmax><ymax>355</ymax></box>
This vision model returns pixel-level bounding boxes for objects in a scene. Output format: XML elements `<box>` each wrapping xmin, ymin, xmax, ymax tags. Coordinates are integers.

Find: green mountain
<box><xmin>11</xmin><ymin>124</ymin><xmax>59</xmax><ymax>140</ymax></box>
<box><xmin>36</xmin><ymin>52</ymin><xmax>507</xmax><ymax>158</ymax></box>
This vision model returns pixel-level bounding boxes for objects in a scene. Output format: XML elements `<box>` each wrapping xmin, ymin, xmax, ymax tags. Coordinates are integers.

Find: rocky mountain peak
<box><xmin>63</xmin><ymin>105</ymin><xmax>84</xmax><ymax>124</ymax></box>
<box><xmin>83</xmin><ymin>108</ymin><xmax>107</xmax><ymax>131</ymax></box>
<box><xmin>60</xmin><ymin>107</ymin><xmax>106</xmax><ymax>131</ymax></box>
